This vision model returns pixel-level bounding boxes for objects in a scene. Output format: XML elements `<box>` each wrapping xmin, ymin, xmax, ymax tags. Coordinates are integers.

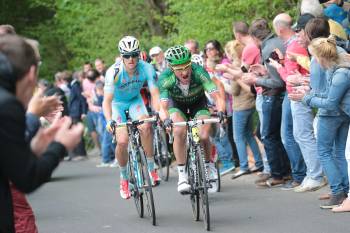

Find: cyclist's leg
<box><xmin>112</xmin><ymin>102</ymin><xmax>131</xmax><ymax>199</ymax></box>
<box><xmin>169</xmin><ymin>107</ymin><xmax>191</xmax><ymax>193</ymax></box>
<box><xmin>169</xmin><ymin>108</ymin><xmax>187</xmax><ymax>164</ymax></box>
<box><xmin>129</xmin><ymin>97</ymin><xmax>153</xmax><ymax>157</ymax></box>
<box><xmin>130</xmin><ymin>97</ymin><xmax>160</xmax><ymax>184</ymax></box>
<box><xmin>194</xmin><ymin>109</ymin><xmax>211</xmax><ymax>161</ymax></box>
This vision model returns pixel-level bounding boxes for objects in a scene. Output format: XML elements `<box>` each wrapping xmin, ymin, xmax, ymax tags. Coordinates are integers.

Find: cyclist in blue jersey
<box><xmin>103</xmin><ymin>36</ymin><xmax>161</xmax><ymax>199</ymax></box>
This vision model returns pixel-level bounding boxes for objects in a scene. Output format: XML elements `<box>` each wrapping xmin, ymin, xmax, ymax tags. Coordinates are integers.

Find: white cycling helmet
<box><xmin>118</xmin><ymin>36</ymin><xmax>140</xmax><ymax>55</ymax></box>
<box><xmin>191</xmin><ymin>54</ymin><xmax>204</xmax><ymax>67</ymax></box>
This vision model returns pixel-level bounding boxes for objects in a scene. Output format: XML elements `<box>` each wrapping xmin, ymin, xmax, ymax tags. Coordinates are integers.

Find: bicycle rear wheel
<box><xmin>128</xmin><ymin>149</ymin><xmax>144</xmax><ymax>218</ymax></box>
<box><xmin>215</xmin><ymin>160</ymin><xmax>221</xmax><ymax>192</ymax></box>
<box><xmin>197</xmin><ymin>146</ymin><xmax>210</xmax><ymax>231</ymax></box>
<box><xmin>154</xmin><ymin>128</ymin><xmax>170</xmax><ymax>181</ymax></box>
<box><xmin>187</xmin><ymin>155</ymin><xmax>200</xmax><ymax>221</ymax></box>
<box><xmin>140</xmin><ymin>148</ymin><xmax>157</xmax><ymax>226</ymax></box>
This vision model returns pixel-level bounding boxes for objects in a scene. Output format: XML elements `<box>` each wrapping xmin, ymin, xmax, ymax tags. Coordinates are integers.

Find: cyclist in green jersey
<box><xmin>158</xmin><ymin>45</ymin><xmax>225</xmax><ymax>193</ymax></box>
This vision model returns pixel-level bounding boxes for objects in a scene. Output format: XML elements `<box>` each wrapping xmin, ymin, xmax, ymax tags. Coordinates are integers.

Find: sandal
<box><xmin>256</xmin><ymin>178</ymin><xmax>285</xmax><ymax>188</ymax></box>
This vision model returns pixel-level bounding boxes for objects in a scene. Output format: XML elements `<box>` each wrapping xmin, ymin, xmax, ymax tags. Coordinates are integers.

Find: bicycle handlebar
<box><xmin>115</xmin><ymin>116</ymin><xmax>157</xmax><ymax>127</ymax></box>
<box><xmin>171</xmin><ymin>118</ymin><xmax>220</xmax><ymax>127</ymax></box>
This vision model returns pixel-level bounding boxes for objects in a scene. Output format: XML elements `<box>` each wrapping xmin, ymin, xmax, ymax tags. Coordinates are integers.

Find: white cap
<box><xmin>149</xmin><ymin>46</ymin><xmax>162</xmax><ymax>56</ymax></box>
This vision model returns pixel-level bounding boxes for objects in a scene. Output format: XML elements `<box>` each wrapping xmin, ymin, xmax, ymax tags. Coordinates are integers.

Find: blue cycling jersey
<box><xmin>104</xmin><ymin>60</ymin><xmax>157</xmax><ymax>103</ymax></box>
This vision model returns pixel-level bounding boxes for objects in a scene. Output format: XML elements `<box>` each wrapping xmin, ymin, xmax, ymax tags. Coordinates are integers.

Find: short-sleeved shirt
<box><xmin>242</xmin><ymin>43</ymin><xmax>262</xmax><ymax>94</ymax></box>
<box><xmin>242</xmin><ymin>43</ymin><xmax>261</xmax><ymax>66</ymax></box>
<box><xmin>104</xmin><ymin>60</ymin><xmax>157</xmax><ymax>103</ymax></box>
<box><xmin>157</xmin><ymin>63</ymin><xmax>217</xmax><ymax>105</ymax></box>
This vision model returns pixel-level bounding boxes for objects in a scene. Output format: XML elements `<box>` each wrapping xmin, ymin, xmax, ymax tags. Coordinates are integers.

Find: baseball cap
<box><xmin>149</xmin><ymin>46</ymin><xmax>162</xmax><ymax>56</ymax></box>
<box><xmin>292</xmin><ymin>13</ymin><xmax>315</xmax><ymax>32</ymax></box>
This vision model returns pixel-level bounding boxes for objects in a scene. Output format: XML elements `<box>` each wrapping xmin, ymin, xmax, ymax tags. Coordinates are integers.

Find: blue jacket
<box><xmin>303</xmin><ymin>55</ymin><xmax>350</xmax><ymax>117</ymax></box>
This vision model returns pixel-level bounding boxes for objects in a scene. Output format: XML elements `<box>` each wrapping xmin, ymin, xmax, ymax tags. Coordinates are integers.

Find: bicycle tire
<box><xmin>215</xmin><ymin>160</ymin><xmax>221</xmax><ymax>192</ymax></box>
<box><xmin>155</xmin><ymin>128</ymin><xmax>170</xmax><ymax>181</ymax></box>
<box><xmin>160</xmin><ymin>135</ymin><xmax>170</xmax><ymax>181</ymax></box>
<box><xmin>128</xmin><ymin>148</ymin><xmax>144</xmax><ymax>218</ymax></box>
<box><xmin>187</xmin><ymin>149</ymin><xmax>200</xmax><ymax>221</ymax></box>
<box><xmin>139</xmin><ymin>148</ymin><xmax>157</xmax><ymax>226</ymax></box>
<box><xmin>197</xmin><ymin>146</ymin><xmax>210</xmax><ymax>231</ymax></box>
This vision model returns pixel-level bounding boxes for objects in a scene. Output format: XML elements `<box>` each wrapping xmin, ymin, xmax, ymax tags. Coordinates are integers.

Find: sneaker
<box><xmin>219</xmin><ymin>161</ymin><xmax>235</xmax><ymax>176</ymax></box>
<box><xmin>320</xmin><ymin>192</ymin><xmax>347</xmax><ymax>209</ymax></box>
<box><xmin>231</xmin><ymin>169</ymin><xmax>250</xmax><ymax>179</ymax></box>
<box><xmin>96</xmin><ymin>162</ymin><xmax>111</xmax><ymax>168</ymax></box>
<box><xmin>150</xmin><ymin>170</ymin><xmax>161</xmax><ymax>186</ymax></box>
<box><xmin>119</xmin><ymin>179</ymin><xmax>131</xmax><ymax>199</ymax></box>
<box><xmin>294</xmin><ymin>177</ymin><xmax>327</xmax><ymax>193</ymax></box>
<box><xmin>281</xmin><ymin>180</ymin><xmax>301</xmax><ymax>191</ymax></box>
<box><xmin>177</xmin><ymin>174</ymin><xmax>191</xmax><ymax>194</ymax></box>
<box><xmin>109</xmin><ymin>160</ymin><xmax>119</xmax><ymax>168</ymax></box>
<box><xmin>71</xmin><ymin>155</ymin><xmax>87</xmax><ymax>161</ymax></box>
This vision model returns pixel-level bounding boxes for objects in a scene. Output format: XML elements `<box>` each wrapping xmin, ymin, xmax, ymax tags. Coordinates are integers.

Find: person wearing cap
<box><xmin>149</xmin><ymin>46</ymin><xmax>167</xmax><ymax>74</ymax></box>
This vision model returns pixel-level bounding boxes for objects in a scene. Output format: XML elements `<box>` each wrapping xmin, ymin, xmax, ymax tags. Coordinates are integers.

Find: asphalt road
<box><xmin>28</xmin><ymin>156</ymin><xmax>350</xmax><ymax>233</ymax></box>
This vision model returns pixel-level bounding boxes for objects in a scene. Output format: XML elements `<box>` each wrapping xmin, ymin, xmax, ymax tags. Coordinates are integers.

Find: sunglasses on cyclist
<box><xmin>171</xmin><ymin>62</ymin><xmax>192</xmax><ymax>72</ymax></box>
<box><xmin>122</xmin><ymin>52</ymin><xmax>140</xmax><ymax>59</ymax></box>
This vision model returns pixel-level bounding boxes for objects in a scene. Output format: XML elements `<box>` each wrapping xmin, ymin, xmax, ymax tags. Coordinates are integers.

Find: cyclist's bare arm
<box><xmin>103</xmin><ymin>92</ymin><xmax>113</xmax><ymax>121</ymax></box>
<box><xmin>210</xmin><ymin>91</ymin><xmax>225</xmax><ymax>113</ymax></box>
<box><xmin>159</xmin><ymin>99</ymin><xmax>170</xmax><ymax>121</ymax></box>
<box><xmin>150</xmin><ymin>88</ymin><xmax>160</xmax><ymax>112</ymax></box>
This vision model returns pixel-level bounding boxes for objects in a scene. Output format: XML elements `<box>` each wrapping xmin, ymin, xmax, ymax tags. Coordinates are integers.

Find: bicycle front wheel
<box><xmin>128</xmin><ymin>149</ymin><xmax>144</xmax><ymax>218</ymax></box>
<box><xmin>197</xmin><ymin>146</ymin><xmax>210</xmax><ymax>231</ymax></box>
<box><xmin>139</xmin><ymin>148</ymin><xmax>157</xmax><ymax>226</ymax></box>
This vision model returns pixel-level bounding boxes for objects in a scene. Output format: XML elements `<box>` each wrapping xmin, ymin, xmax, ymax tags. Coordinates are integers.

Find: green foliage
<box><xmin>165</xmin><ymin>0</ymin><xmax>299</xmax><ymax>49</ymax></box>
<box><xmin>2</xmin><ymin>0</ymin><xmax>300</xmax><ymax>80</ymax></box>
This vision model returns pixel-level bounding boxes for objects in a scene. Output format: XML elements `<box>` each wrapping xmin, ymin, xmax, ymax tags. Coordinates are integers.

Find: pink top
<box><xmin>277</xmin><ymin>39</ymin><xmax>309</xmax><ymax>93</ymax></box>
<box><xmin>242</xmin><ymin>43</ymin><xmax>262</xmax><ymax>94</ymax></box>
<box><xmin>82</xmin><ymin>78</ymin><xmax>101</xmax><ymax>112</ymax></box>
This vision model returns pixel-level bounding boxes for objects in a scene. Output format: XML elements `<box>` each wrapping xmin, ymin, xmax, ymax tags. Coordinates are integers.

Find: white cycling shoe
<box><xmin>177</xmin><ymin>174</ymin><xmax>191</xmax><ymax>194</ymax></box>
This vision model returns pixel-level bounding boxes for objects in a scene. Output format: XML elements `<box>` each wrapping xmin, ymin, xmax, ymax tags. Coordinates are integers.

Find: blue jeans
<box><xmin>262</xmin><ymin>95</ymin><xmax>290</xmax><ymax>179</ymax></box>
<box><xmin>212</xmin><ymin>125</ymin><xmax>233</xmax><ymax>162</ymax></box>
<box><xmin>317</xmin><ymin>115</ymin><xmax>349</xmax><ymax>195</ymax></box>
<box><xmin>98</xmin><ymin>113</ymin><xmax>115</xmax><ymax>163</ymax></box>
<box><xmin>281</xmin><ymin>95</ymin><xmax>306</xmax><ymax>183</ymax></box>
<box><xmin>233</xmin><ymin>108</ymin><xmax>263</xmax><ymax>171</ymax></box>
<box><xmin>256</xmin><ymin>94</ymin><xmax>271</xmax><ymax>173</ymax></box>
<box><xmin>291</xmin><ymin>101</ymin><xmax>323</xmax><ymax>181</ymax></box>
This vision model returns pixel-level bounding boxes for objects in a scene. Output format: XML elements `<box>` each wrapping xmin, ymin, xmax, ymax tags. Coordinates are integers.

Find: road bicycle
<box><xmin>171</xmin><ymin>117</ymin><xmax>221</xmax><ymax>231</ymax></box>
<box><xmin>112</xmin><ymin>113</ymin><xmax>157</xmax><ymax>226</ymax></box>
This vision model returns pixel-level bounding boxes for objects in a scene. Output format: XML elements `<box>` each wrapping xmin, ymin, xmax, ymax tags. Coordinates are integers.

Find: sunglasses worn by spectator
<box><xmin>122</xmin><ymin>52</ymin><xmax>140</xmax><ymax>59</ymax></box>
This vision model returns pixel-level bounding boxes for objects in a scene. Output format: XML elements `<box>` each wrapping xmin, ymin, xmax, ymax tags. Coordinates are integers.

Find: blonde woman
<box><xmin>289</xmin><ymin>36</ymin><xmax>350</xmax><ymax>209</ymax></box>
<box><xmin>217</xmin><ymin>40</ymin><xmax>263</xmax><ymax>179</ymax></box>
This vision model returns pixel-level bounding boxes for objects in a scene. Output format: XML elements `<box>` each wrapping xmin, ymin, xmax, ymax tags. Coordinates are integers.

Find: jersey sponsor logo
<box><xmin>113</xmin><ymin>67</ymin><xmax>120</xmax><ymax>83</ymax></box>
<box><xmin>119</xmin><ymin>79</ymin><xmax>143</xmax><ymax>89</ymax></box>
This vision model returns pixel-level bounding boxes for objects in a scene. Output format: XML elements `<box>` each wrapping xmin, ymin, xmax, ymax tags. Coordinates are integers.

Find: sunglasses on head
<box><xmin>171</xmin><ymin>62</ymin><xmax>191</xmax><ymax>72</ymax></box>
<box><xmin>122</xmin><ymin>52</ymin><xmax>140</xmax><ymax>59</ymax></box>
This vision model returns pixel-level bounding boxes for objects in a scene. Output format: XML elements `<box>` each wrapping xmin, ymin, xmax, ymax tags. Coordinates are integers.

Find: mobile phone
<box><xmin>269</xmin><ymin>51</ymin><xmax>280</xmax><ymax>61</ymax></box>
<box><xmin>241</xmin><ymin>66</ymin><xmax>248</xmax><ymax>73</ymax></box>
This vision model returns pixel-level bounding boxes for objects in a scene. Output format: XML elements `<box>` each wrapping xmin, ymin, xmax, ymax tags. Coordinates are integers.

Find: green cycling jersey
<box><xmin>157</xmin><ymin>63</ymin><xmax>217</xmax><ymax>105</ymax></box>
